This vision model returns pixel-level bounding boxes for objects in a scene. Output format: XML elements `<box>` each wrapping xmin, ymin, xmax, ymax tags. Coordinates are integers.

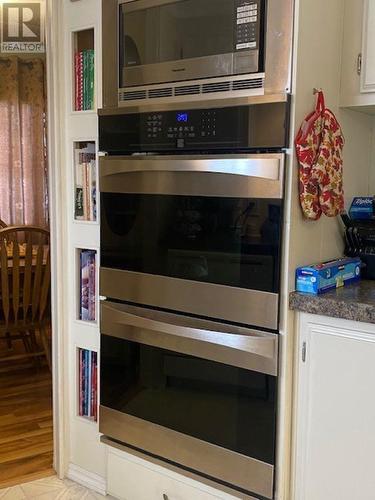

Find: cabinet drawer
<box><xmin>107</xmin><ymin>449</ymin><xmax>238</xmax><ymax>500</ymax></box>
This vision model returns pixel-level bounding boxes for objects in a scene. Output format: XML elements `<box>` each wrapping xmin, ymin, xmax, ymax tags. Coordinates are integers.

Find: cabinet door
<box><xmin>340</xmin><ymin>0</ymin><xmax>363</xmax><ymax>103</ymax></box>
<box><xmin>294</xmin><ymin>318</ymin><xmax>375</xmax><ymax>500</ymax></box>
<box><xmin>361</xmin><ymin>0</ymin><xmax>375</xmax><ymax>92</ymax></box>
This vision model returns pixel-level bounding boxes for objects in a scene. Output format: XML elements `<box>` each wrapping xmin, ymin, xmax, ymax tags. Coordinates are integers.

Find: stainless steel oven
<box><xmin>101</xmin><ymin>0</ymin><xmax>294</xmax><ymax>107</ymax></box>
<box><xmin>100</xmin><ymin>301</ymin><xmax>278</xmax><ymax>499</ymax></box>
<box><xmin>99</xmin><ymin>99</ymin><xmax>289</xmax><ymax>498</ymax></box>
<box><xmin>99</xmin><ymin>99</ymin><xmax>289</xmax><ymax>330</ymax></box>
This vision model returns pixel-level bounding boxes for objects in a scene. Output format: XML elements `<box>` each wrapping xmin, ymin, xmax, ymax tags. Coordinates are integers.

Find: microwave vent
<box><xmin>232</xmin><ymin>78</ymin><xmax>264</xmax><ymax>90</ymax></box>
<box><xmin>148</xmin><ymin>88</ymin><xmax>173</xmax><ymax>98</ymax></box>
<box><xmin>120</xmin><ymin>90</ymin><xmax>147</xmax><ymax>101</ymax></box>
<box><xmin>118</xmin><ymin>75</ymin><xmax>265</xmax><ymax>104</ymax></box>
<box><xmin>202</xmin><ymin>81</ymin><xmax>231</xmax><ymax>93</ymax></box>
<box><xmin>174</xmin><ymin>85</ymin><xmax>200</xmax><ymax>96</ymax></box>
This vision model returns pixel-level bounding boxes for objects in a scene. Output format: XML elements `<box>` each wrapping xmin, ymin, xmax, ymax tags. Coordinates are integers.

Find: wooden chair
<box><xmin>0</xmin><ymin>226</ymin><xmax>51</xmax><ymax>370</ymax></box>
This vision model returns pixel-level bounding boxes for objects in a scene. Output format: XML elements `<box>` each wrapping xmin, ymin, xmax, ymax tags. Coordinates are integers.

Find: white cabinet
<box><xmin>340</xmin><ymin>0</ymin><xmax>375</xmax><ymax>107</ymax></box>
<box><xmin>361</xmin><ymin>0</ymin><xmax>375</xmax><ymax>93</ymax></box>
<box><xmin>292</xmin><ymin>313</ymin><xmax>375</xmax><ymax>500</ymax></box>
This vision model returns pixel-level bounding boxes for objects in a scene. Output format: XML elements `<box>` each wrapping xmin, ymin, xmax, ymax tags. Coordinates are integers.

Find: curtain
<box><xmin>0</xmin><ymin>57</ymin><xmax>48</xmax><ymax>228</ymax></box>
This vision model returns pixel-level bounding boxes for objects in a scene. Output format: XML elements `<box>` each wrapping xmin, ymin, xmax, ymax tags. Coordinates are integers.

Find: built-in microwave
<box><xmin>101</xmin><ymin>0</ymin><xmax>294</xmax><ymax>107</ymax></box>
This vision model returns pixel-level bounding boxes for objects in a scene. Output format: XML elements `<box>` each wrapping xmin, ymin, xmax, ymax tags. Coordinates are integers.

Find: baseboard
<box><xmin>67</xmin><ymin>463</ymin><xmax>106</xmax><ymax>496</ymax></box>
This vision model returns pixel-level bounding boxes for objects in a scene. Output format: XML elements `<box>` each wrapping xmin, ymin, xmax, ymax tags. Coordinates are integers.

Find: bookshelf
<box><xmin>60</xmin><ymin>0</ymin><xmax>105</xmax><ymax>483</ymax></box>
<box><xmin>72</xmin><ymin>28</ymin><xmax>95</xmax><ymax>111</ymax></box>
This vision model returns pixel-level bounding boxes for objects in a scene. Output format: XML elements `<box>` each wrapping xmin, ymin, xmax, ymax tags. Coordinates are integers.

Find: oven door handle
<box><xmin>100</xmin><ymin>155</ymin><xmax>283</xmax><ymax>180</ymax></box>
<box><xmin>101</xmin><ymin>301</ymin><xmax>278</xmax><ymax>376</ymax></box>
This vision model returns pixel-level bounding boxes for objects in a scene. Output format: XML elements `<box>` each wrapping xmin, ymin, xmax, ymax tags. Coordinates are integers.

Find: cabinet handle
<box><xmin>357</xmin><ymin>53</ymin><xmax>362</xmax><ymax>76</ymax></box>
<box><xmin>302</xmin><ymin>341</ymin><xmax>307</xmax><ymax>363</ymax></box>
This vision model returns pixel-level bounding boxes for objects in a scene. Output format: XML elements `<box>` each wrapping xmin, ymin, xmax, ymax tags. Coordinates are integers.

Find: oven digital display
<box><xmin>177</xmin><ymin>112</ymin><xmax>189</xmax><ymax>122</ymax></box>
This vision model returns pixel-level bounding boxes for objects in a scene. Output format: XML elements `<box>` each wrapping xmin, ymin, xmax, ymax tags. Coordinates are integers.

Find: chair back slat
<box><xmin>0</xmin><ymin>220</ymin><xmax>7</xmax><ymax>229</ymax></box>
<box><xmin>23</xmin><ymin>231</ymin><xmax>33</xmax><ymax>322</ymax></box>
<box><xmin>0</xmin><ymin>238</ymin><xmax>10</xmax><ymax>323</ymax></box>
<box><xmin>0</xmin><ymin>226</ymin><xmax>50</xmax><ymax>328</ymax></box>
<box><xmin>32</xmin><ymin>234</ymin><xmax>44</xmax><ymax>321</ymax></box>
<box><xmin>12</xmin><ymin>239</ymin><xmax>20</xmax><ymax>324</ymax></box>
<box><xmin>39</xmin><ymin>247</ymin><xmax>51</xmax><ymax>321</ymax></box>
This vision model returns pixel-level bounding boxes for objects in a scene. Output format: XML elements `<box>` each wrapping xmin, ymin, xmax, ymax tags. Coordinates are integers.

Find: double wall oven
<box><xmin>99</xmin><ymin>98</ymin><xmax>289</xmax><ymax>499</ymax></box>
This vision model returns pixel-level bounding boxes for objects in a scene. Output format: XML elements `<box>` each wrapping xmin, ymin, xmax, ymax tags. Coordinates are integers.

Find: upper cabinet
<box><xmin>340</xmin><ymin>0</ymin><xmax>375</xmax><ymax>109</ymax></box>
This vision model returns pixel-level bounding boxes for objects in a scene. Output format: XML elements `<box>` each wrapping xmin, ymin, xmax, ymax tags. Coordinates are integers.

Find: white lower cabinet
<box><xmin>293</xmin><ymin>313</ymin><xmax>375</xmax><ymax>500</ymax></box>
<box><xmin>107</xmin><ymin>448</ymin><xmax>241</xmax><ymax>500</ymax></box>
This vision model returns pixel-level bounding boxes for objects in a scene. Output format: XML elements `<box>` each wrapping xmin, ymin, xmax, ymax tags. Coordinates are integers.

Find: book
<box><xmin>74</xmin><ymin>49</ymin><xmax>94</xmax><ymax>111</ymax></box>
<box><xmin>79</xmin><ymin>249</ymin><xmax>96</xmax><ymax>322</ymax></box>
<box><xmin>74</xmin><ymin>150</ymin><xmax>84</xmax><ymax>219</ymax></box>
<box><xmin>77</xmin><ymin>348</ymin><xmax>97</xmax><ymax>421</ymax></box>
<box><xmin>74</xmin><ymin>143</ymin><xmax>96</xmax><ymax>221</ymax></box>
<box><xmin>74</xmin><ymin>51</ymin><xmax>84</xmax><ymax>111</ymax></box>
<box><xmin>87</xmin><ymin>49</ymin><xmax>95</xmax><ymax>110</ymax></box>
<box><xmin>78</xmin><ymin>349</ymin><xmax>83</xmax><ymax>416</ymax></box>
<box><xmin>88</xmin><ymin>250</ymin><xmax>96</xmax><ymax>321</ymax></box>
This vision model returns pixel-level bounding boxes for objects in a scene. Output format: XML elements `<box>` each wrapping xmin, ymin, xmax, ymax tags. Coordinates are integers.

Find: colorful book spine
<box><xmin>74</xmin><ymin>49</ymin><xmax>94</xmax><ymax>111</ymax></box>
<box><xmin>79</xmin><ymin>249</ymin><xmax>96</xmax><ymax>322</ymax></box>
<box><xmin>74</xmin><ymin>145</ymin><xmax>96</xmax><ymax>221</ymax></box>
<box><xmin>74</xmin><ymin>52</ymin><xmax>80</xmax><ymax>111</ymax></box>
<box><xmin>74</xmin><ymin>51</ymin><xmax>84</xmax><ymax>111</ymax></box>
<box><xmin>88</xmin><ymin>49</ymin><xmax>95</xmax><ymax>110</ymax></box>
<box><xmin>78</xmin><ymin>349</ymin><xmax>98</xmax><ymax>421</ymax></box>
<box><xmin>83</xmin><ymin>50</ymin><xmax>88</xmax><ymax>110</ymax></box>
<box><xmin>88</xmin><ymin>250</ymin><xmax>96</xmax><ymax>322</ymax></box>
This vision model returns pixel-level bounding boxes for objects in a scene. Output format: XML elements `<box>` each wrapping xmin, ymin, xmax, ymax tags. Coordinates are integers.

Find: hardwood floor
<box><xmin>0</xmin><ymin>348</ymin><xmax>53</xmax><ymax>489</ymax></box>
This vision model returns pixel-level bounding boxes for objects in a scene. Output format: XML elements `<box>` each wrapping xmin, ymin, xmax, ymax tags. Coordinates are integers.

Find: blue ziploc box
<box><xmin>349</xmin><ymin>197</ymin><xmax>374</xmax><ymax>220</ymax></box>
<box><xmin>296</xmin><ymin>257</ymin><xmax>361</xmax><ymax>294</ymax></box>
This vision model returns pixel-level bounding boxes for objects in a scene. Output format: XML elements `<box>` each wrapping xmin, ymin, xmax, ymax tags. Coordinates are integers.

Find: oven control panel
<box><xmin>145</xmin><ymin>110</ymin><xmax>218</xmax><ymax>144</ymax></box>
<box><xmin>99</xmin><ymin>102</ymin><xmax>290</xmax><ymax>154</ymax></box>
<box><xmin>235</xmin><ymin>0</ymin><xmax>260</xmax><ymax>51</ymax></box>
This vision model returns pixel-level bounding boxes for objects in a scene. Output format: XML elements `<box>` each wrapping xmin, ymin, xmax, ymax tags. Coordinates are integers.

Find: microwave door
<box><xmin>120</xmin><ymin>0</ymin><xmax>258</xmax><ymax>87</ymax></box>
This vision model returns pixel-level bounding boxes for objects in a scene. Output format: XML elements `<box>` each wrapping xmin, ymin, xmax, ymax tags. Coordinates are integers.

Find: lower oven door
<box><xmin>100</xmin><ymin>300</ymin><xmax>278</xmax><ymax>499</ymax></box>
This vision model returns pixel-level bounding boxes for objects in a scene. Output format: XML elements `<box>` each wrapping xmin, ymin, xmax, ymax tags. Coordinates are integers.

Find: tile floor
<box><xmin>0</xmin><ymin>475</ymin><xmax>112</xmax><ymax>499</ymax></box>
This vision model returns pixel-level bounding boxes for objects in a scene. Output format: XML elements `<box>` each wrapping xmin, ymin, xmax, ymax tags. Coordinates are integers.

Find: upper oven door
<box><xmin>119</xmin><ymin>0</ymin><xmax>262</xmax><ymax>87</ymax></box>
<box><xmin>100</xmin><ymin>153</ymin><xmax>284</xmax><ymax>330</ymax></box>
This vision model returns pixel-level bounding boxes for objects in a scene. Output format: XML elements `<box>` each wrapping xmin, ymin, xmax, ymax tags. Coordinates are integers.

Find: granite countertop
<box><xmin>289</xmin><ymin>280</ymin><xmax>375</xmax><ymax>324</ymax></box>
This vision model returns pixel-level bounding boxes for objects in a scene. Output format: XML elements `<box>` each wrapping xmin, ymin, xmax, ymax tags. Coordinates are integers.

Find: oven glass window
<box><xmin>120</xmin><ymin>0</ymin><xmax>234</xmax><ymax>71</ymax></box>
<box><xmin>101</xmin><ymin>335</ymin><xmax>277</xmax><ymax>465</ymax></box>
<box><xmin>101</xmin><ymin>194</ymin><xmax>282</xmax><ymax>293</ymax></box>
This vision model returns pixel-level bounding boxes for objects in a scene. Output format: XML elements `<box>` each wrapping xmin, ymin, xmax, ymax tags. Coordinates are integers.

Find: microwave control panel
<box><xmin>235</xmin><ymin>0</ymin><xmax>260</xmax><ymax>51</ymax></box>
<box><xmin>99</xmin><ymin>102</ymin><xmax>290</xmax><ymax>154</ymax></box>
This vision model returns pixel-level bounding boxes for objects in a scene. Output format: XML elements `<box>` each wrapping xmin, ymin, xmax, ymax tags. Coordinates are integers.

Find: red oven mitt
<box><xmin>295</xmin><ymin>91</ymin><xmax>345</xmax><ymax>219</ymax></box>
<box><xmin>295</xmin><ymin>91</ymin><xmax>325</xmax><ymax>220</ymax></box>
<box><xmin>312</xmin><ymin>108</ymin><xmax>345</xmax><ymax>217</ymax></box>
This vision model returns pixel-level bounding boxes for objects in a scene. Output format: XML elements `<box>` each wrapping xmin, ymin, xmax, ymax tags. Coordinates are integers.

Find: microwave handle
<box><xmin>101</xmin><ymin>301</ymin><xmax>278</xmax><ymax>376</ymax></box>
<box><xmin>99</xmin><ymin>155</ymin><xmax>283</xmax><ymax>181</ymax></box>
